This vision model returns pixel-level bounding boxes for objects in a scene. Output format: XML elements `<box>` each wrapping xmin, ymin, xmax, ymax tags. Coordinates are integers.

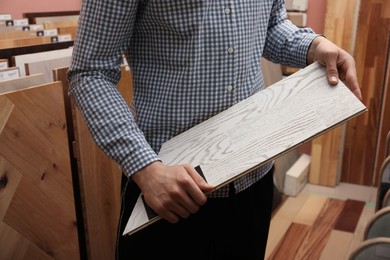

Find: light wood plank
<box><xmin>0</xmin><ymin>74</ymin><xmax>46</xmax><ymax>94</ymax></box>
<box><xmin>319</xmin><ymin>230</ymin><xmax>354</xmax><ymax>260</ymax></box>
<box><xmin>293</xmin><ymin>195</ymin><xmax>327</xmax><ymax>226</ymax></box>
<box><xmin>3</xmin><ymin>178</ymin><xmax>79</xmax><ymax>260</ymax></box>
<box><xmin>294</xmin><ymin>199</ymin><xmax>346</xmax><ymax>259</ymax></box>
<box><xmin>12</xmin><ymin>47</ymin><xmax>72</xmax><ymax>76</ymax></box>
<box><xmin>25</xmin><ymin>56</ymin><xmax>71</xmax><ymax>83</ymax></box>
<box><xmin>268</xmin><ymin>223</ymin><xmax>311</xmax><ymax>260</ymax></box>
<box><xmin>265</xmin><ymin>192</ymin><xmax>310</xmax><ymax>259</ymax></box>
<box><xmin>124</xmin><ymin>62</ymin><xmax>367</xmax><ymax>236</ymax></box>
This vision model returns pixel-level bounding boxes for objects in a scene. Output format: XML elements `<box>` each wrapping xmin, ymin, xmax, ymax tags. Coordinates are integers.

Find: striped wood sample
<box><xmin>310</xmin><ymin>0</ymin><xmax>360</xmax><ymax>187</ymax></box>
<box><xmin>342</xmin><ymin>0</ymin><xmax>390</xmax><ymax>185</ymax></box>
<box><xmin>0</xmin><ymin>82</ymin><xmax>79</xmax><ymax>259</ymax></box>
<box><xmin>267</xmin><ymin>197</ymin><xmax>367</xmax><ymax>260</ymax></box>
<box><xmin>123</xmin><ymin>62</ymin><xmax>367</xmax><ymax>236</ymax></box>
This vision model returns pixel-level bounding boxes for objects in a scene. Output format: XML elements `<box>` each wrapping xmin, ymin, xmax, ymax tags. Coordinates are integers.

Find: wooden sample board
<box><xmin>0</xmin><ymin>81</ymin><xmax>80</xmax><ymax>259</ymax></box>
<box><xmin>123</xmin><ymin>62</ymin><xmax>367</xmax><ymax>236</ymax></box>
<box><xmin>25</xmin><ymin>56</ymin><xmax>71</xmax><ymax>83</ymax></box>
<box><xmin>54</xmin><ymin>64</ymin><xmax>133</xmax><ymax>260</ymax></box>
<box><xmin>12</xmin><ymin>47</ymin><xmax>72</xmax><ymax>76</ymax></box>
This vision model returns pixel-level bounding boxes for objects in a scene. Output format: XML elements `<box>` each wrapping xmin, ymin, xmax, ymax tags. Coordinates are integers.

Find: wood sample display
<box><xmin>0</xmin><ymin>82</ymin><xmax>80</xmax><ymax>259</ymax></box>
<box><xmin>310</xmin><ymin>0</ymin><xmax>360</xmax><ymax>187</ymax></box>
<box><xmin>54</xmin><ymin>64</ymin><xmax>133</xmax><ymax>260</ymax></box>
<box><xmin>267</xmin><ymin>196</ymin><xmax>365</xmax><ymax>260</ymax></box>
<box><xmin>123</xmin><ymin>62</ymin><xmax>367</xmax><ymax>236</ymax></box>
<box><xmin>25</xmin><ymin>56</ymin><xmax>71</xmax><ymax>83</ymax></box>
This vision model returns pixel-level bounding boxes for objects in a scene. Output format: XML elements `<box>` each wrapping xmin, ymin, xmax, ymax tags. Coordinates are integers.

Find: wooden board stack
<box><xmin>123</xmin><ymin>62</ymin><xmax>367</xmax><ymax>236</ymax></box>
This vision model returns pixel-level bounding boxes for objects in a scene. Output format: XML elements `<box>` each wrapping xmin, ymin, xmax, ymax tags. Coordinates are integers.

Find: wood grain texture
<box><xmin>310</xmin><ymin>0</ymin><xmax>360</xmax><ymax>187</ymax></box>
<box><xmin>124</xmin><ymin>62</ymin><xmax>367</xmax><ymax>236</ymax></box>
<box><xmin>294</xmin><ymin>199</ymin><xmax>346</xmax><ymax>259</ymax></box>
<box><xmin>0</xmin><ymin>73</ymin><xmax>46</xmax><ymax>94</ymax></box>
<box><xmin>266</xmin><ymin>186</ymin><xmax>377</xmax><ymax>260</ymax></box>
<box><xmin>342</xmin><ymin>0</ymin><xmax>390</xmax><ymax>186</ymax></box>
<box><xmin>268</xmin><ymin>223</ymin><xmax>311</xmax><ymax>260</ymax></box>
<box><xmin>265</xmin><ymin>192</ymin><xmax>310</xmax><ymax>259</ymax></box>
<box><xmin>0</xmin><ymin>82</ymin><xmax>79</xmax><ymax>259</ymax></box>
<box><xmin>54</xmin><ymin>65</ymin><xmax>133</xmax><ymax>260</ymax></box>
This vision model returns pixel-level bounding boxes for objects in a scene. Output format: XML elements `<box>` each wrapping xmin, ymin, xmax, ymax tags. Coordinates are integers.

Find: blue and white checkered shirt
<box><xmin>68</xmin><ymin>0</ymin><xmax>318</xmax><ymax>197</ymax></box>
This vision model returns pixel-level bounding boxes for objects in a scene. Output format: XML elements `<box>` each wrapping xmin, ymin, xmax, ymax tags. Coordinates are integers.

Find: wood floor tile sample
<box><xmin>334</xmin><ymin>199</ymin><xmax>365</xmax><ymax>233</ymax></box>
<box><xmin>268</xmin><ymin>223</ymin><xmax>311</xmax><ymax>260</ymax></box>
<box><xmin>294</xmin><ymin>199</ymin><xmax>345</xmax><ymax>259</ymax></box>
<box><xmin>294</xmin><ymin>195</ymin><xmax>328</xmax><ymax>226</ymax></box>
<box><xmin>265</xmin><ymin>192</ymin><xmax>309</xmax><ymax>259</ymax></box>
<box><xmin>123</xmin><ymin>62</ymin><xmax>367</xmax><ymax>236</ymax></box>
<box><xmin>319</xmin><ymin>230</ymin><xmax>354</xmax><ymax>260</ymax></box>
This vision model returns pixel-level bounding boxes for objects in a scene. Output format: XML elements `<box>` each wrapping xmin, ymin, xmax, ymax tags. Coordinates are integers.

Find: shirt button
<box><xmin>227</xmin><ymin>47</ymin><xmax>234</xmax><ymax>54</ymax></box>
<box><xmin>227</xmin><ymin>84</ymin><xmax>233</xmax><ymax>92</ymax></box>
<box><xmin>224</xmin><ymin>7</ymin><xmax>231</xmax><ymax>15</ymax></box>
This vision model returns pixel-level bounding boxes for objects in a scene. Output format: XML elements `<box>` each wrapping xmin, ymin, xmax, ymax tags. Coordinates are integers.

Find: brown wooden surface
<box><xmin>0</xmin><ymin>81</ymin><xmax>80</xmax><ymax>259</ymax></box>
<box><xmin>54</xmin><ymin>64</ymin><xmax>133</xmax><ymax>260</ymax></box>
<box><xmin>342</xmin><ymin>0</ymin><xmax>390</xmax><ymax>185</ymax></box>
<box><xmin>0</xmin><ymin>35</ymin><xmax>57</xmax><ymax>49</ymax></box>
<box><xmin>0</xmin><ymin>73</ymin><xmax>46</xmax><ymax>94</ymax></box>
<box><xmin>267</xmin><ymin>195</ymin><xmax>370</xmax><ymax>260</ymax></box>
<box><xmin>310</xmin><ymin>0</ymin><xmax>360</xmax><ymax>187</ymax></box>
<box><xmin>334</xmin><ymin>199</ymin><xmax>365</xmax><ymax>233</ymax></box>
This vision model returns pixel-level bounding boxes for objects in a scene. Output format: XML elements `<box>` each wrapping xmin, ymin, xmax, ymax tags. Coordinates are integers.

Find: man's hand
<box><xmin>307</xmin><ymin>36</ymin><xmax>362</xmax><ymax>100</ymax></box>
<box><xmin>132</xmin><ymin>161</ymin><xmax>214</xmax><ymax>223</ymax></box>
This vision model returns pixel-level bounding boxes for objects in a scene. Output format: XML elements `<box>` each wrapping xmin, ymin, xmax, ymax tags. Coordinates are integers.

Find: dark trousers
<box><xmin>116</xmin><ymin>168</ymin><xmax>274</xmax><ymax>260</ymax></box>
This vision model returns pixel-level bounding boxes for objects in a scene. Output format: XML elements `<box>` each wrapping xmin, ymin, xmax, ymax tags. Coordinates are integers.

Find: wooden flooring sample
<box><xmin>123</xmin><ymin>62</ymin><xmax>367</xmax><ymax>236</ymax></box>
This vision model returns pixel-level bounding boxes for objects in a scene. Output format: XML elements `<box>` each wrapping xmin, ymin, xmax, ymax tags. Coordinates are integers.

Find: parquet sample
<box><xmin>0</xmin><ymin>82</ymin><xmax>79</xmax><ymax>259</ymax></box>
<box><xmin>123</xmin><ymin>62</ymin><xmax>367</xmax><ymax>236</ymax></box>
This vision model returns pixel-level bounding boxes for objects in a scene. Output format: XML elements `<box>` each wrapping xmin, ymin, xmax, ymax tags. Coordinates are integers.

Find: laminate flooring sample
<box><xmin>123</xmin><ymin>62</ymin><xmax>367</xmax><ymax>236</ymax></box>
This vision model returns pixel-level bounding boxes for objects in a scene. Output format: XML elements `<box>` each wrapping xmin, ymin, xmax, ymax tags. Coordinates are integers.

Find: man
<box><xmin>68</xmin><ymin>1</ymin><xmax>362</xmax><ymax>259</ymax></box>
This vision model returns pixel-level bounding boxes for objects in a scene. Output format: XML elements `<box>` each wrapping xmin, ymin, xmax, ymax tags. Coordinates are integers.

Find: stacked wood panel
<box><xmin>342</xmin><ymin>0</ymin><xmax>390</xmax><ymax>185</ymax></box>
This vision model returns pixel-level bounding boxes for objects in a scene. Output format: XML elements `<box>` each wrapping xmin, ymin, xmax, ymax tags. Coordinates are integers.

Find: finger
<box><xmin>342</xmin><ymin>61</ymin><xmax>362</xmax><ymax>100</ymax></box>
<box><xmin>184</xmin><ymin>164</ymin><xmax>214</xmax><ymax>191</ymax></box>
<box><xmin>325</xmin><ymin>58</ymin><xmax>339</xmax><ymax>85</ymax></box>
<box><xmin>155</xmin><ymin>193</ymin><xmax>191</xmax><ymax>222</ymax></box>
<box><xmin>182</xmin><ymin>165</ymin><xmax>213</xmax><ymax>205</ymax></box>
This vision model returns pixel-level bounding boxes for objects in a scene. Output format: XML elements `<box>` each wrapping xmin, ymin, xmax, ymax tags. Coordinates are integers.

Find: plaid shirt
<box><xmin>68</xmin><ymin>0</ymin><xmax>317</xmax><ymax>197</ymax></box>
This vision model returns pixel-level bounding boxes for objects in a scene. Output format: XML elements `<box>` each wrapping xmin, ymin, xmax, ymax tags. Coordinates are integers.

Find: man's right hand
<box><xmin>131</xmin><ymin>161</ymin><xmax>215</xmax><ymax>223</ymax></box>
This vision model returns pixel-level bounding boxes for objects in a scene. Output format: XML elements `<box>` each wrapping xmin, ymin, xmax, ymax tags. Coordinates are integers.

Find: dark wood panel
<box><xmin>23</xmin><ymin>11</ymin><xmax>80</xmax><ymax>24</ymax></box>
<box><xmin>334</xmin><ymin>199</ymin><xmax>365</xmax><ymax>233</ymax></box>
<box><xmin>341</xmin><ymin>0</ymin><xmax>390</xmax><ymax>185</ymax></box>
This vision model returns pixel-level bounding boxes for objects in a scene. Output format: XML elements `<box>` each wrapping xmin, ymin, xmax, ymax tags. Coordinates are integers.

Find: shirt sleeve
<box><xmin>67</xmin><ymin>0</ymin><xmax>160</xmax><ymax>177</ymax></box>
<box><xmin>262</xmin><ymin>0</ymin><xmax>319</xmax><ymax>68</ymax></box>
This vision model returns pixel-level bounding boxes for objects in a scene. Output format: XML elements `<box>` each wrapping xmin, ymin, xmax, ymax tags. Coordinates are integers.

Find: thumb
<box><xmin>325</xmin><ymin>59</ymin><xmax>339</xmax><ymax>85</ymax></box>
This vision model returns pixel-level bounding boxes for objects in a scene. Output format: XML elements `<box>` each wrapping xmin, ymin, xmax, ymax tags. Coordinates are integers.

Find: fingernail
<box><xmin>330</xmin><ymin>76</ymin><xmax>338</xmax><ymax>83</ymax></box>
